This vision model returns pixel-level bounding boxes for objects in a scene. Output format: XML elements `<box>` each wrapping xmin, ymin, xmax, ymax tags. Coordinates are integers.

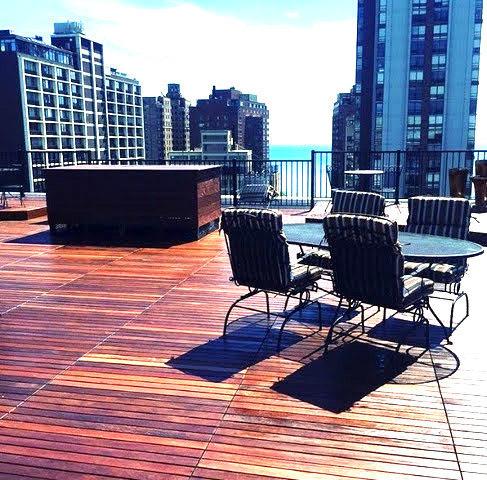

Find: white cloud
<box><xmin>284</xmin><ymin>11</ymin><xmax>301</xmax><ymax>20</ymax></box>
<box><xmin>64</xmin><ymin>0</ymin><xmax>357</xmax><ymax>145</ymax></box>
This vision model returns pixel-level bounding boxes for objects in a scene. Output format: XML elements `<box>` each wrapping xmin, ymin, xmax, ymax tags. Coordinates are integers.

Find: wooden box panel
<box><xmin>46</xmin><ymin>165</ymin><xmax>221</xmax><ymax>238</ymax></box>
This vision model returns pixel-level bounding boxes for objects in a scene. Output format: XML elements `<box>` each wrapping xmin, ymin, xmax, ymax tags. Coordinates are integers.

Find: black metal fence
<box><xmin>2</xmin><ymin>149</ymin><xmax>487</xmax><ymax>208</ymax></box>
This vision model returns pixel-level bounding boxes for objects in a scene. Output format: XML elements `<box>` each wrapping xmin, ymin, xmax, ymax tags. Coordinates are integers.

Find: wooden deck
<box><xmin>0</xmin><ymin>216</ymin><xmax>486</xmax><ymax>479</ymax></box>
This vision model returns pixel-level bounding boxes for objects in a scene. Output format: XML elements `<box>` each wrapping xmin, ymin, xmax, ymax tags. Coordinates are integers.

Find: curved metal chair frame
<box><xmin>405</xmin><ymin>196</ymin><xmax>472</xmax><ymax>337</ymax></box>
<box><xmin>324</xmin><ymin>216</ymin><xmax>450</xmax><ymax>353</ymax></box>
<box><xmin>222</xmin><ymin>209</ymin><xmax>323</xmax><ymax>351</ymax></box>
<box><xmin>223</xmin><ymin>284</ymin><xmax>323</xmax><ymax>351</ymax></box>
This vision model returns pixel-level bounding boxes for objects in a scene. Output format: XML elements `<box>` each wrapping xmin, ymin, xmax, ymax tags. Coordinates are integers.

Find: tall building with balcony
<box><xmin>143</xmin><ymin>95</ymin><xmax>173</xmax><ymax>161</ymax></box>
<box><xmin>189</xmin><ymin>86</ymin><xmax>269</xmax><ymax>162</ymax></box>
<box><xmin>353</xmin><ymin>0</ymin><xmax>482</xmax><ymax>195</ymax></box>
<box><xmin>167</xmin><ymin>83</ymin><xmax>190</xmax><ymax>151</ymax></box>
<box><xmin>0</xmin><ymin>22</ymin><xmax>144</xmax><ymax>191</ymax></box>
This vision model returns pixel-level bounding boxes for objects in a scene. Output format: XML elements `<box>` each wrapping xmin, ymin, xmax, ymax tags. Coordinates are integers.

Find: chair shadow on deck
<box><xmin>272</xmin><ymin>340</ymin><xmax>414</xmax><ymax>413</ymax></box>
<box><xmin>367</xmin><ymin>316</ymin><xmax>447</xmax><ymax>348</ymax></box>
<box><xmin>167</xmin><ymin>315</ymin><xmax>303</xmax><ymax>382</ymax></box>
<box><xmin>167</xmin><ymin>302</ymin><xmax>360</xmax><ymax>383</ymax></box>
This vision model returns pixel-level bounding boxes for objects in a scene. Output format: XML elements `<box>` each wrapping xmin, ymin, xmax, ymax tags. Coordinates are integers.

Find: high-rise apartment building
<box><xmin>190</xmin><ymin>86</ymin><xmax>269</xmax><ymax>161</ymax></box>
<box><xmin>0</xmin><ymin>22</ymin><xmax>144</xmax><ymax>191</ymax></box>
<box><xmin>143</xmin><ymin>95</ymin><xmax>173</xmax><ymax>161</ymax></box>
<box><xmin>105</xmin><ymin>68</ymin><xmax>144</xmax><ymax>161</ymax></box>
<box><xmin>331</xmin><ymin>88</ymin><xmax>357</xmax><ymax>187</ymax></box>
<box><xmin>353</xmin><ymin>0</ymin><xmax>482</xmax><ymax>195</ymax></box>
<box><xmin>167</xmin><ymin>83</ymin><xmax>190</xmax><ymax>151</ymax></box>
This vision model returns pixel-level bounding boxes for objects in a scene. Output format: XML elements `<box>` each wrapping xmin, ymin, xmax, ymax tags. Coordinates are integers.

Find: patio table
<box><xmin>283</xmin><ymin>222</ymin><xmax>484</xmax><ymax>261</ymax></box>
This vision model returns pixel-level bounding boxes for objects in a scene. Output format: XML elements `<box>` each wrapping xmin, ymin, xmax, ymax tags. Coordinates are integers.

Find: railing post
<box><xmin>310</xmin><ymin>150</ymin><xmax>316</xmax><ymax>209</ymax></box>
<box><xmin>395</xmin><ymin>150</ymin><xmax>401</xmax><ymax>205</ymax></box>
<box><xmin>232</xmin><ymin>157</ymin><xmax>238</xmax><ymax>207</ymax></box>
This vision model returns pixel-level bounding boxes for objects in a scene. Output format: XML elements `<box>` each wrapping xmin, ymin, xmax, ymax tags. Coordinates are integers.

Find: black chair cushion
<box><xmin>289</xmin><ymin>265</ymin><xmax>323</xmax><ymax>290</ymax></box>
<box><xmin>401</xmin><ymin>276</ymin><xmax>434</xmax><ymax>309</ymax></box>
<box><xmin>405</xmin><ymin>261</ymin><xmax>466</xmax><ymax>284</ymax></box>
<box><xmin>298</xmin><ymin>251</ymin><xmax>332</xmax><ymax>270</ymax></box>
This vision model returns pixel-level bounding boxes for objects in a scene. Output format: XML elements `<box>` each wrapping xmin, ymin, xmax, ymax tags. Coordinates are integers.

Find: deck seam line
<box><xmin>189</xmin><ymin>301</ymin><xmax>283</xmax><ymax>478</ymax></box>
<box><xmin>0</xmin><ymin>244</ymin><xmax>144</xmax><ymax>420</ymax></box>
<box><xmin>430</xmin><ymin>348</ymin><xmax>464</xmax><ymax>480</ymax></box>
<box><xmin>0</xmin><ymin>243</ymin><xmax>66</xmax><ymax>316</ymax></box>
<box><xmin>0</xmin><ymin>241</ymin><xmax>224</xmax><ymax>422</ymax></box>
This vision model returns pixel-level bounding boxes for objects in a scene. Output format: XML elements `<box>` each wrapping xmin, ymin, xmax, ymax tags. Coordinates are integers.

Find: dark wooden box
<box><xmin>45</xmin><ymin>165</ymin><xmax>221</xmax><ymax>239</ymax></box>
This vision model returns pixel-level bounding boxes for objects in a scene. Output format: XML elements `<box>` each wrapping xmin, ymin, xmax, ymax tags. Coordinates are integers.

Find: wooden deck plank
<box><xmin>0</xmin><ymin>215</ymin><xmax>485</xmax><ymax>479</ymax></box>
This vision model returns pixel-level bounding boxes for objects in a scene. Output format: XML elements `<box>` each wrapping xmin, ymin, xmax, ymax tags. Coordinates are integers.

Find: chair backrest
<box><xmin>237</xmin><ymin>184</ymin><xmax>271</xmax><ymax>208</ymax></box>
<box><xmin>405</xmin><ymin>196</ymin><xmax>471</xmax><ymax>240</ymax></box>
<box><xmin>221</xmin><ymin>208</ymin><xmax>291</xmax><ymax>292</ymax></box>
<box><xmin>331</xmin><ymin>190</ymin><xmax>385</xmax><ymax>217</ymax></box>
<box><xmin>323</xmin><ymin>214</ymin><xmax>405</xmax><ymax>308</ymax></box>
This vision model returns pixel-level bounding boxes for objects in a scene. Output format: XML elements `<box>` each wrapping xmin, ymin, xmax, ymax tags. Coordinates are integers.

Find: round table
<box><xmin>283</xmin><ymin>222</ymin><xmax>484</xmax><ymax>261</ymax></box>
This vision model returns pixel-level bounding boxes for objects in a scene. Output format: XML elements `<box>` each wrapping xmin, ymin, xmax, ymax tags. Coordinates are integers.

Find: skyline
<box><xmin>2</xmin><ymin>0</ymin><xmax>486</xmax><ymax>148</ymax></box>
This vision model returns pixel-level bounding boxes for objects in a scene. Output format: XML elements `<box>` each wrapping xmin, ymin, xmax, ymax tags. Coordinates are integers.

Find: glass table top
<box><xmin>283</xmin><ymin>222</ymin><xmax>484</xmax><ymax>261</ymax></box>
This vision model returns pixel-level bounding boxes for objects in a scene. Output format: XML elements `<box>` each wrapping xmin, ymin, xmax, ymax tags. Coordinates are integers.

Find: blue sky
<box><xmin>3</xmin><ymin>1</ymin><xmax>486</xmax><ymax>147</ymax></box>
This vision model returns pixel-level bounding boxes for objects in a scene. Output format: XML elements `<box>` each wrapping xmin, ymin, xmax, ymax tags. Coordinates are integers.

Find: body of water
<box><xmin>270</xmin><ymin>144</ymin><xmax>330</xmax><ymax>160</ymax></box>
<box><xmin>269</xmin><ymin>145</ymin><xmax>331</xmax><ymax>200</ymax></box>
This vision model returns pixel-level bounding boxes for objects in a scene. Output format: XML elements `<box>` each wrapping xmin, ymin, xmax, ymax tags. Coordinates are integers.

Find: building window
<box><xmin>57</xmin><ymin>82</ymin><xmax>68</xmax><ymax>94</ymax></box>
<box><xmin>47</xmin><ymin>137</ymin><xmax>59</xmax><ymax>149</ymax></box>
<box><xmin>24</xmin><ymin>60</ymin><xmax>38</xmax><ymax>74</ymax></box>
<box><xmin>29</xmin><ymin>122</ymin><xmax>43</xmax><ymax>135</ymax></box>
<box><xmin>45</xmin><ymin>123</ymin><xmax>58</xmax><ymax>135</ymax></box>
<box><xmin>60</xmin><ymin>110</ymin><xmax>72</xmax><ymax>121</ymax></box>
<box><xmin>28</xmin><ymin>107</ymin><xmax>41</xmax><ymax>120</ymax></box>
<box><xmin>41</xmin><ymin>65</ymin><xmax>54</xmax><ymax>77</ymax></box>
<box><xmin>27</xmin><ymin>91</ymin><xmax>40</xmax><ymax>106</ymax></box>
<box><xmin>60</xmin><ymin>123</ymin><xmax>72</xmax><ymax>135</ymax></box>
<box><xmin>44</xmin><ymin>108</ymin><xmax>57</xmax><ymax>121</ymax></box>
<box><xmin>70</xmin><ymin>70</ymin><xmax>81</xmax><ymax>83</ymax></box>
<box><xmin>56</xmin><ymin>67</ymin><xmax>67</xmax><ymax>80</ymax></box>
<box><xmin>25</xmin><ymin>76</ymin><xmax>39</xmax><ymax>90</ymax></box>
<box><xmin>30</xmin><ymin>137</ymin><xmax>44</xmax><ymax>149</ymax></box>
<box><xmin>42</xmin><ymin>79</ymin><xmax>55</xmax><ymax>92</ymax></box>
<box><xmin>58</xmin><ymin>96</ymin><xmax>71</xmax><ymax>109</ymax></box>
<box><xmin>409</xmin><ymin>70</ymin><xmax>423</xmax><ymax>81</ymax></box>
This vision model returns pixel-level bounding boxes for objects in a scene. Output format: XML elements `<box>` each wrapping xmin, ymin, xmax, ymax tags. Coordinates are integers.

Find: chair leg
<box><xmin>317</xmin><ymin>301</ymin><xmax>323</xmax><ymax>331</ymax></box>
<box><xmin>426</xmin><ymin>300</ymin><xmax>451</xmax><ymax>344</ymax></box>
<box><xmin>223</xmin><ymin>290</ymin><xmax>260</xmax><ymax>337</ymax></box>
<box><xmin>395</xmin><ymin>305</ymin><xmax>430</xmax><ymax>354</ymax></box>
<box><xmin>450</xmin><ymin>290</ymin><xmax>469</xmax><ymax>334</ymax></box>
<box><xmin>277</xmin><ymin>292</ymin><xmax>323</xmax><ymax>352</ymax></box>
<box><xmin>264</xmin><ymin>291</ymin><xmax>271</xmax><ymax>329</ymax></box>
<box><xmin>359</xmin><ymin>303</ymin><xmax>365</xmax><ymax>333</ymax></box>
<box><xmin>331</xmin><ymin>296</ymin><xmax>344</xmax><ymax>325</ymax></box>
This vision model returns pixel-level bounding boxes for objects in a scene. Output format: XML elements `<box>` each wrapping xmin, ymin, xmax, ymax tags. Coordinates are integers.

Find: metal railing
<box><xmin>2</xmin><ymin>149</ymin><xmax>486</xmax><ymax>208</ymax></box>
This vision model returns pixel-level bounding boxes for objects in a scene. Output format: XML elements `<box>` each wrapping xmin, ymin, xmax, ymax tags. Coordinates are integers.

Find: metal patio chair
<box><xmin>0</xmin><ymin>164</ymin><xmax>25</xmax><ymax>208</ymax></box>
<box><xmin>299</xmin><ymin>190</ymin><xmax>386</xmax><ymax>273</ymax></box>
<box><xmin>236</xmin><ymin>183</ymin><xmax>277</xmax><ymax>209</ymax></box>
<box><xmin>220</xmin><ymin>208</ymin><xmax>323</xmax><ymax>349</ymax></box>
<box><xmin>322</xmin><ymin>213</ymin><xmax>449</xmax><ymax>353</ymax></box>
<box><xmin>403</xmin><ymin>196</ymin><xmax>472</xmax><ymax>336</ymax></box>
